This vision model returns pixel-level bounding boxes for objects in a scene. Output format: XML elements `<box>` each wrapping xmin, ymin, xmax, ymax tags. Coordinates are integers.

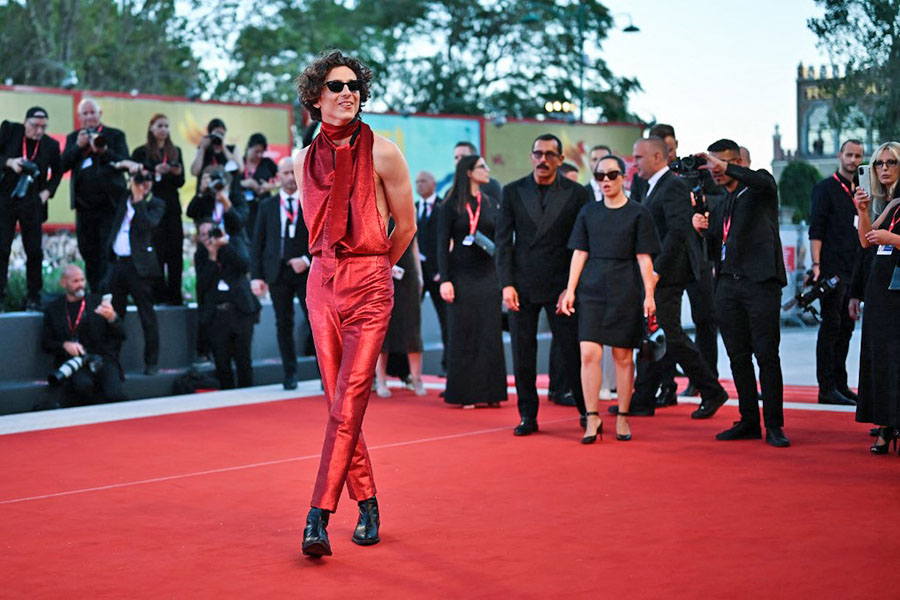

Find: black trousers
<box><xmin>208</xmin><ymin>304</ymin><xmax>254</xmax><ymax>389</ymax></box>
<box><xmin>510</xmin><ymin>298</ymin><xmax>584</xmax><ymax>420</ymax></box>
<box><xmin>153</xmin><ymin>201</ymin><xmax>184</xmax><ymax>305</ymax></box>
<box><xmin>715</xmin><ymin>276</ymin><xmax>784</xmax><ymax>428</ymax></box>
<box><xmin>269</xmin><ymin>262</ymin><xmax>312</xmax><ymax>378</ymax></box>
<box><xmin>815</xmin><ymin>281</ymin><xmax>854</xmax><ymax>393</ymax></box>
<box><xmin>547</xmin><ymin>335</ymin><xmax>570</xmax><ymax>395</ymax></box>
<box><xmin>633</xmin><ymin>284</ymin><xmax>723</xmax><ymax>410</ymax></box>
<box><xmin>421</xmin><ymin>268</ymin><xmax>448</xmax><ymax>371</ymax></box>
<box><xmin>103</xmin><ymin>257</ymin><xmax>160</xmax><ymax>366</ymax></box>
<box><xmin>686</xmin><ymin>263</ymin><xmax>719</xmax><ymax>378</ymax></box>
<box><xmin>63</xmin><ymin>360</ymin><xmax>125</xmax><ymax>407</ymax></box>
<box><xmin>77</xmin><ymin>208</ymin><xmax>116</xmax><ymax>293</ymax></box>
<box><xmin>0</xmin><ymin>193</ymin><xmax>43</xmax><ymax>302</ymax></box>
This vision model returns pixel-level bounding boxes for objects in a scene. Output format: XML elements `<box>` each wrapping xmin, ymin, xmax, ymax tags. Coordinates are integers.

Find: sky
<box><xmin>598</xmin><ymin>0</ymin><xmax>829</xmax><ymax>168</ymax></box>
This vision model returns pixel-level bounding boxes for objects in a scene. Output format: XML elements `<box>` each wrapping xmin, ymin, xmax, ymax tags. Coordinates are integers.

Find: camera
<box><xmin>132</xmin><ymin>170</ymin><xmax>154</xmax><ymax>184</ymax></box>
<box><xmin>208</xmin><ymin>170</ymin><xmax>228</xmax><ymax>192</ymax></box>
<box><xmin>782</xmin><ymin>274</ymin><xmax>840</xmax><ymax>321</ymax></box>
<box><xmin>669</xmin><ymin>156</ymin><xmax>709</xmax><ymax>214</ymax></box>
<box><xmin>48</xmin><ymin>353</ymin><xmax>103</xmax><ymax>386</ymax></box>
<box><xmin>670</xmin><ymin>155</ymin><xmax>707</xmax><ymax>174</ymax></box>
<box><xmin>87</xmin><ymin>127</ymin><xmax>107</xmax><ymax>149</ymax></box>
<box><xmin>209</xmin><ymin>226</ymin><xmax>224</xmax><ymax>239</ymax></box>
<box><xmin>207</xmin><ymin>131</ymin><xmax>224</xmax><ymax>148</ymax></box>
<box><xmin>11</xmin><ymin>160</ymin><xmax>41</xmax><ymax>199</ymax></box>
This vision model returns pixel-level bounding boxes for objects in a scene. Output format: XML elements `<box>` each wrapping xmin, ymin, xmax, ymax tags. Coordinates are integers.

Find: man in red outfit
<box><xmin>294</xmin><ymin>50</ymin><xmax>416</xmax><ymax>558</ymax></box>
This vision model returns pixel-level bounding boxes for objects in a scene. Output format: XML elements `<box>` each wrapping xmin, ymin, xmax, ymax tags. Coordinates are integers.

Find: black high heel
<box><xmin>870</xmin><ymin>427</ymin><xmax>898</xmax><ymax>455</ymax></box>
<box><xmin>615</xmin><ymin>412</ymin><xmax>632</xmax><ymax>441</ymax></box>
<box><xmin>582</xmin><ymin>411</ymin><xmax>603</xmax><ymax>444</ymax></box>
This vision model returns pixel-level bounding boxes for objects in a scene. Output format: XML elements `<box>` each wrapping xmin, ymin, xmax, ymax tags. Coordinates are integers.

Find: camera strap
<box><xmin>22</xmin><ymin>135</ymin><xmax>40</xmax><ymax>161</ymax></box>
<box><xmin>66</xmin><ymin>298</ymin><xmax>86</xmax><ymax>338</ymax></box>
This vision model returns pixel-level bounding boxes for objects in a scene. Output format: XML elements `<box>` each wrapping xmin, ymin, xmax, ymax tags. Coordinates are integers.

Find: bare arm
<box><xmin>637</xmin><ymin>253</ymin><xmax>656</xmax><ymax>317</ymax></box>
<box><xmin>559</xmin><ymin>250</ymin><xmax>588</xmax><ymax>316</ymax></box>
<box><xmin>375</xmin><ymin>137</ymin><xmax>416</xmax><ymax>266</ymax></box>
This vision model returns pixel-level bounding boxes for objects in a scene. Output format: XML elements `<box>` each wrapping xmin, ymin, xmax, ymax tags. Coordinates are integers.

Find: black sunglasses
<box><xmin>531</xmin><ymin>150</ymin><xmax>560</xmax><ymax>160</ymax></box>
<box><xmin>324</xmin><ymin>79</ymin><xmax>363</xmax><ymax>93</ymax></box>
<box><xmin>594</xmin><ymin>170</ymin><xmax>622</xmax><ymax>181</ymax></box>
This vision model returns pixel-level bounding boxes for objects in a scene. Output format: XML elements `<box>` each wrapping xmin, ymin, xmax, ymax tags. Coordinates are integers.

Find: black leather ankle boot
<box><xmin>351</xmin><ymin>497</ymin><xmax>380</xmax><ymax>546</ymax></box>
<box><xmin>302</xmin><ymin>507</ymin><xmax>332</xmax><ymax>557</ymax></box>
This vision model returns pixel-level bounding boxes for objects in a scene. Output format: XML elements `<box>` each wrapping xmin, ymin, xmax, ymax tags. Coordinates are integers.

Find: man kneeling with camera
<box><xmin>42</xmin><ymin>264</ymin><xmax>126</xmax><ymax>408</ymax></box>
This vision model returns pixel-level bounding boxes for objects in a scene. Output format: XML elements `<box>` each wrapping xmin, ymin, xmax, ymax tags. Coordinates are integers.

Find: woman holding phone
<box><xmin>852</xmin><ymin>141</ymin><xmax>900</xmax><ymax>455</ymax></box>
<box><xmin>560</xmin><ymin>154</ymin><xmax>660</xmax><ymax>443</ymax></box>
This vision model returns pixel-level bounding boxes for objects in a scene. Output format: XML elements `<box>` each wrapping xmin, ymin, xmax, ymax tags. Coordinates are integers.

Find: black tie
<box><xmin>282</xmin><ymin>198</ymin><xmax>293</xmax><ymax>257</ymax></box>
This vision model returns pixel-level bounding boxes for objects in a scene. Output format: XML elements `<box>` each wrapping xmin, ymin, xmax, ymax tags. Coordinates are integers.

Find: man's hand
<box><xmin>251</xmin><ymin>279</ymin><xmax>268</xmax><ymax>296</ymax></box>
<box><xmin>63</xmin><ymin>341</ymin><xmax>85</xmax><ymax>357</ymax></box>
<box><xmin>502</xmin><ymin>285</ymin><xmax>519</xmax><ymax>312</ymax></box>
<box><xmin>76</xmin><ymin>129</ymin><xmax>91</xmax><ymax>149</ymax></box>
<box><xmin>115</xmin><ymin>160</ymin><xmax>141</xmax><ymax>174</ymax></box>
<box><xmin>94</xmin><ymin>302</ymin><xmax>116</xmax><ymax>323</ymax></box>
<box><xmin>848</xmin><ymin>298</ymin><xmax>861</xmax><ymax>321</ymax></box>
<box><xmin>216</xmin><ymin>190</ymin><xmax>233</xmax><ymax>211</ymax></box>
<box><xmin>288</xmin><ymin>257</ymin><xmax>309</xmax><ymax>274</ymax></box>
<box><xmin>5</xmin><ymin>157</ymin><xmax>23</xmax><ymax>173</ymax></box>
<box><xmin>695</xmin><ymin>151</ymin><xmax>727</xmax><ymax>175</ymax></box>
<box><xmin>692</xmin><ymin>212</ymin><xmax>709</xmax><ymax>233</ymax></box>
<box><xmin>39</xmin><ymin>190</ymin><xmax>50</xmax><ymax>205</ymax></box>
<box><xmin>810</xmin><ymin>263</ymin><xmax>821</xmax><ymax>282</ymax></box>
<box><xmin>440</xmin><ymin>281</ymin><xmax>455</xmax><ymax>303</ymax></box>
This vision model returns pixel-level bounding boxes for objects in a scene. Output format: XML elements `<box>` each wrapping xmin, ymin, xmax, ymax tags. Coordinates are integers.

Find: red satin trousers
<box><xmin>307</xmin><ymin>253</ymin><xmax>393</xmax><ymax>512</ymax></box>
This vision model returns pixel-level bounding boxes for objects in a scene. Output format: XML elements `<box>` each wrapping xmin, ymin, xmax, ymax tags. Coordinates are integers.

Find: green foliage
<box><xmin>778</xmin><ymin>160</ymin><xmax>822</xmax><ymax>224</ymax></box>
<box><xmin>808</xmin><ymin>0</ymin><xmax>900</xmax><ymax>140</ymax></box>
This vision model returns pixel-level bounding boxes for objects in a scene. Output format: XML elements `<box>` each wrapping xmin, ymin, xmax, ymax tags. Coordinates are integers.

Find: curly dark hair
<box><xmin>296</xmin><ymin>49</ymin><xmax>373</xmax><ymax>122</ymax></box>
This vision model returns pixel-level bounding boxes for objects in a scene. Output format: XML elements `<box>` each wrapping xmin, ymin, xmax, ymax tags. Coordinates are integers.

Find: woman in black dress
<box><xmin>437</xmin><ymin>155</ymin><xmax>507</xmax><ymax>408</ymax></box>
<box><xmin>131</xmin><ymin>113</ymin><xmax>185</xmax><ymax>305</ymax></box>
<box><xmin>852</xmin><ymin>141</ymin><xmax>900</xmax><ymax>454</ymax></box>
<box><xmin>561</xmin><ymin>155</ymin><xmax>660</xmax><ymax>443</ymax></box>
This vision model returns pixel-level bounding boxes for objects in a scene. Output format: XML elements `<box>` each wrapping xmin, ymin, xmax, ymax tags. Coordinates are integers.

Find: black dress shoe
<box><xmin>283</xmin><ymin>376</ymin><xmax>298</xmax><ymax>391</ymax></box>
<box><xmin>352</xmin><ymin>497</ymin><xmax>380</xmax><ymax>546</ymax></box>
<box><xmin>302</xmin><ymin>507</ymin><xmax>332</xmax><ymax>557</ymax></box>
<box><xmin>691</xmin><ymin>391</ymin><xmax>728</xmax><ymax>419</ymax></box>
<box><xmin>609</xmin><ymin>405</ymin><xmax>654</xmax><ymax>416</ymax></box>
<box><xmin>716</xmin><ymin>420</ymin><xmax>762</xmax><ymax>441</ymax></box>
<box><xmin>551</xmin><ymin>391</ymin><xmax>577</xmax><ymax>407</ymax></box>
<box><xmin>837</xmin><ymin>387</ymin><xmax>858</xmax><ymax>402</ymax></box>
<box><xmin>655</xmin><ymin>383</ymin><xmax>678</xmax><ymax>407</ymax></box>
<box><xmin>679</xmin><ymin>382</ymin><xmax>698</xmax><ymax>397</ymax></box>
<box><xmin>765</xmin><ymin>426</ymin><xmax>791</xmax><ymax>448</ymax></box>
<box><xmin>513</xmin><ymin>419</ymin><xmax>538</xmax><ymax>436</ymax></box>
<box><xmin>818</xmin><ymin>389</ymin><xmax>855</xmax><ymax>406</ymax></box>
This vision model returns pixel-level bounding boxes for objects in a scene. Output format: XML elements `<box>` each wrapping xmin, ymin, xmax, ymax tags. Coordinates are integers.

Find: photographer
<box><xmin>808</xmin><ymin>139</ymin><xmax>865</xmax><ymax>406</ymax></box>
<box><xmin>240</xmin><ymin>132</ymin><xmax>278</xmax><ymax>235</ymax></box>
<box><xmin>189</xmin><ymin>118</ymin><xmax>242</xmax><ymax>183</ymax></box>
<box><xmin>187</xmin><ymin>166</ymin><xmax>250</xmax><ymax>260</ymax></box>
<box><xmin>103</xmin><ymin>170</ymin><xmax>165</xmax><ymax>375</ymax></box>
<box><xmin>0</xmin><ymin>106</ymin><xmax>61</xmax><ymax>311</ymax></box>
<box><xmin>42</xmin><ymin>265</ymin><xmax>125</xmax><ymax>407</ymax></box>
<box><xmin>196</xmin><ymin>220</ymin><xmax>260</xmax><ymax>389</ymax></box>
<box><xmin>61</xmin><ymin>98</ymin><xmax>137</xmax><ymax>292</ymax></box>
<box><xmin>131</xmin><ymin>114</ymin><xmax>186</xmax><ymax>305</ymax></box>
<box><xmin>693</xmin><ymin>139</ymin><xmax>789</xmax><ymax>448</ymax></box>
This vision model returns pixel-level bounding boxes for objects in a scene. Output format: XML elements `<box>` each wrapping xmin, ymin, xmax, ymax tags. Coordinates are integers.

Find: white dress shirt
<box><xmin>280</xmin><ymin>189</ymin><xmax>309</xmax><ymax>265</ymax></box>
<box><xmin>645</xmin><ymin>165</ymin><xmax>670</xmax><ymax>199</ymax></box>
<box><xmin>113</xmin><ymin>202</ymin><xmax>135</xmax><ymax>257</ymax></box>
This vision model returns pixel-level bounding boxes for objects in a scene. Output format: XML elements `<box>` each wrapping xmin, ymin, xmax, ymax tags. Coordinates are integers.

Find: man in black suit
<box><xmin>196</xmin><ymin>220</ymin><xmax>261</xmax><ymax>389</ymax></box>
<box><xmin>414</xmin><ymin>170</ymin><xmax>448</xmax><ymax>375</ymax></box>
<box><xmin>618</xmin><ymin>137</ymin><xmax>728</xmax><ymax>418</ymax></box>
<box><xmin>251</xmin><ymin>156</ymin><xmax>312</xmax><ymax>390</ymax></box>
<box><xmin>43</xmin><ymin>264</ymin><xmax>125</xmax><ymax>407</ymax></box>
<box><xmin>186</xmin><ymin>167</ymin><xmax>251</xmax><ymax>260</ymax></box>
<box><xmin>496</xmin><ymin>134</ymin><xmax>590</xmax><ymax>435</ymax></box>
<box><xmin>103</xmin><ymin>171</ymin><xmax>165</xmax><ymax>375</ymax></box>
<box><xmin>0</xmin><ymin>107</ymin><xmax>62</xmax><ymax>310</ymax></box>
<box><xmin>693</xmin><ymin>139</ymin><xmax>790</xmax><ymax>447</ymax></box>
<box><xmin>61</xmin><ymin>98</ymin><xmax>136</xmax><ymax>292</ymax></box>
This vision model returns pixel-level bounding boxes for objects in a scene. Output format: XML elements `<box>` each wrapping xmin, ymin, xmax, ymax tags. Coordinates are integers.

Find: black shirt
<box><xmin>0</xmin><ymin>121</ymin><xmax>62</xmax><ymax>199</ymax></box>
<box><xmin>131</xmin><ymin>145</ymin><xmax>186</xmax><ymax>206</ymax></box>
<box><xmin>808</xmin><ymin>172</ymin><xmax>860</xmax><ymax>280</ymax></box>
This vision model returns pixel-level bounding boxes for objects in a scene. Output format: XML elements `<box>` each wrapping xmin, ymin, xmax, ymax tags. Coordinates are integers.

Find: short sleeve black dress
<box><xmin>568</xmin><ymin>199</ymin><xmax>661</xmax><ymax>348</ymax></box>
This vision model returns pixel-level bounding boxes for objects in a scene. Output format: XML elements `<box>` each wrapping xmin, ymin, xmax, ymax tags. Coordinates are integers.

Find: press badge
<box><xmin>462</xmin><ymin>234</ymin><xmax>475</xmax><ymax>246</ymax></box>
<box><xmin>81</xmin><ymin>157</ymin><xmax>93</xmax><ymax>169</ymax></box>
<box><xmin>877</xmin><ymin>244</ymin><xmax>893</xmax><ymax>255</ymax></box>
<box><xmin>217</xmin><ymin>280</ymin><xmax>230</xmax><ymax>291</ymax></box>
<box><xmin>721</xmin><ymin>244</ymin><xmax>727</xmax><ymax>261</ymax></box>
<box><xmin>245</xmin><ymin>190</ymin><xmax>254</xmax><ymax>201</ymax></box>
<box><xmin>854</xmin><ymin>215</ymin><xmax>859</xmax><ymax>228</ymax></box>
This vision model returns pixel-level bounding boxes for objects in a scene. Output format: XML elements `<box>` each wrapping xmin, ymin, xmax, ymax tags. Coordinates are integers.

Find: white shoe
<box><xmin>376</xmin><ymin>380</ymin><xmax>392</xmax><ymax>398</ymax></box>
<box><xmin>412</xmin><ymin>378</ymin><xmax>426</xmax><ymax>396</ymax></box>
<box><xmin>599</xmin><ymin>387</ymin><xmax>612</xmax><ymax>401</ymax></box>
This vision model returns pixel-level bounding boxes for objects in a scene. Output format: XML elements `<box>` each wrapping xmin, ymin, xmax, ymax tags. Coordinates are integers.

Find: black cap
<box><xmin>25</xmin><ymin>106</ymin><xmax>49</xmax><ymax>120</ymax></box>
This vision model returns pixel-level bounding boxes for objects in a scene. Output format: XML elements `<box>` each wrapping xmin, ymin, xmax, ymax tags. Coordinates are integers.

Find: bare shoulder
<box><xmin>372</xmin><ymin>134</ymin><xmax>408</xmax><ymax>176</ymax></box>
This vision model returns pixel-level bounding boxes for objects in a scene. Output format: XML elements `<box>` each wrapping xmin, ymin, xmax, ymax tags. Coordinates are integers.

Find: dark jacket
<box><xmin>707</xmin><ymin>165</ymin><xmax>787</xmax><ymax>286</ymax></box>
<box><xmin>187</xmin><ymin>187</ymin><xmax>250</xmax><ymax>260</ymax></box>
<box><xmin>0</xmin><ymin>121</ymin><xmax>62</xmax><ymax>207</ymax></box>
<box><xmin>60</xmin><ymin>125</ymin><xmax>129</xmax><ymax>211</ymax></box>
<box><xmin>106</xmin><ymin>191</ymin><xmax>166</xmax><ymax>278</ymax></box>
<box><xmin>808</xmin><ymin>172</ymin><xmax>860</xmax><ymax>280</ymax></box>
<box><xmin>131</xmin><ymin>145</ymin><xmax>186</xmax><ymax>208</ymax></box>
<box><xmin>42</xmin><ymin>293</ymin><xmax>126</xmax><ymax>370</ymax></box>
<box><xmin>416</xmin><ymin>199</ymin><xmax>441</xmax><ymax>281</ymax></box>
<box><xmin>250</xmin><ymin>193</ymin><xmax>309</xmax><ymax>283</ymax></box>
<box><xmin>495</xmin><ymin>173</ymin><xmax>589</xmax><ymax>304</ymax></box>
<box><xmin>640</xmin><ymin>170</ymin><xmax>699</xmax><ymax>287</ymax></box>
<box><xmin>196</xmin><ymin>242</ymin><xmax>261</xmax><ymax>326</ymax></box>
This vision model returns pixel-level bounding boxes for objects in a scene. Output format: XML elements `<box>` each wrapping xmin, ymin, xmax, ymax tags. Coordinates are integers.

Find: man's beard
<box><xmin>71</xmin><ymin>288</ymin><xmax>86</xmax><ymax>299</ymax></box>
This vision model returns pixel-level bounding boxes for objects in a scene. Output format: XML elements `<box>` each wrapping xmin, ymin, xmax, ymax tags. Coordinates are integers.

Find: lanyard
<box><xmin>281</xmin><ymin>195</ymin><xmax>297</xmax><ymax>224</ymax></box>
<box><xmin>22</xmin><ymin>135</ymin><xmax>40</xmax><ymax>160</ymax></box>
<box><xmin>465</xmin><ymin>192</ymin><xmax>482</xmax><ymax>236</ymax></box>
<box><xmin>66</xmin><ymin>298</ymin><xmax>87</xmax><ymax>338</ymax></box>
<box><xmin>721</xmin><ymin>187</ymin><xmax>748</xmax><ymax>246</ymax></box>
<box><xmin>889</xmin><ymin>205</ymin><xmax>900</xmax><ymax>233</ymax></box>
<box><xmin>832</xmin><ymin>173</ymin><xmax>854</xmax><ymax>201</ymax></box>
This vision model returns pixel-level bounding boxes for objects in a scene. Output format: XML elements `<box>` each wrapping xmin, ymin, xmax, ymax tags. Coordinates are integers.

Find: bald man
<box><xmin>414</xmin><ymin>170</ymin><xmax>448</xmax><ymax>374</ymax></box>
<box><xmin>61</xmin><ymin>98</ymin><xmax>134</xmax><ymax>292</ymax></box>
<box><xmin>251</xmin><ymin>156</ymin><xmax>314</xmax><ymax>389</ymax></box>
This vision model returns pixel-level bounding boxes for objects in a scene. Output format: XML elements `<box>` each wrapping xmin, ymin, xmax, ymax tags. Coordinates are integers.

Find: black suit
<box><xmin>416</xmin><ymin>196</ymin><xmax>448</xmax><ymax>371</ymax></box>
<box><xmin>61</xmin><ymin>125</ymin><xmax>129</xmax><ymax>292</ymax></box>
<box><xmin>630</xmin><ymin>169</ymin><xmax>724</xmax><ymax>411</ymax></box>
<box><xmin>186</xmin><ymin>187</ymin><xmax>250</xmax><ymax>261</ymax></box>
<box><xmin>251</xmin><ymin>192</ymin><xmax>313</xmax><ymax>378</ymax></box>
<box><xmin>102</xmin><ymin>191</ymin><xmax>165</xmax><ymax>368</ymax></box>
<box><xmin>496</xmin><ymin>173</ymin><xmax>589</xmax><ymax>420</ymax></box>
<box><xmin>0</xmin><ymin>121</ymin><xmax>62</xmax><ymax>304</ymax></box>
<box><xmin>42</xmin><ymin>293</ymin><xmax>126</xmax><ymax>406</ymax></box>
<box><xmin>706</xmin><ymin>164</ymin><xmax>786</xmax><ymax>428</ymax></box>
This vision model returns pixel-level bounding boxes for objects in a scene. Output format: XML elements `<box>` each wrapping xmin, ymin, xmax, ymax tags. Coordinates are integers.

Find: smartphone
<box><xmin>858</xmin><ymin>165</ymin><xmax>871</xmax><ymax>197</ymax></box>
<box><xmin>102</xmin><ymin>293</ymin><xmax>112</xmax><ymax>304</ymax></box>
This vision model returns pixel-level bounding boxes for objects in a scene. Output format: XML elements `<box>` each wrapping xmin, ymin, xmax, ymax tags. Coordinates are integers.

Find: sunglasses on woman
<box><xmin>324</xmin><ymin>79</ymin><xmax>363</xmax><ymax>93</ymax></box>
<box><xmin>594</xmin><ymin>170</ymin><xmax>622</xmax><ymax>181</ymax></box>
<box><xmin>873</xmin><ymin>159</ymin><xmax>900</xmax><ymax>169</ymax></box>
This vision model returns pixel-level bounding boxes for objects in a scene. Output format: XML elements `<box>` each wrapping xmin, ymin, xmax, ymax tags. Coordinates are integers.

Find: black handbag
<box><xmin>472</xmin><ymin>230</ymin><xmax>495</xmax><ymax>257</ymax></box>
<box><xmin>638</xmin><ymin>315</ymin><xmax>666</xmax><ymax>362</ymax></box>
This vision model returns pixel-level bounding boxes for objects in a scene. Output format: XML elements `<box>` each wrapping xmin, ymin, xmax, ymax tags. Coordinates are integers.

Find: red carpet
<box><xmin>1</xmin><ymin>379</ymin><xmax>897</xmax><ymax>598</ymax></box>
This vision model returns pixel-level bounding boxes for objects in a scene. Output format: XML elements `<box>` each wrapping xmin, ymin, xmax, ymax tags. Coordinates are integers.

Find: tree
<box><xmin>808</xmin><ymin>0</ymin><xmax>900</xmax><ymax>141</ymax></box>
<box><xmin>779</xmin><ymin>160</ymin><xmax>822</xmax><ymax>224</ymax></box>
<box><xmin>0</xmin><ymin>0</ymin><xmax>205</xmax><ymax>96</ymax></box>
